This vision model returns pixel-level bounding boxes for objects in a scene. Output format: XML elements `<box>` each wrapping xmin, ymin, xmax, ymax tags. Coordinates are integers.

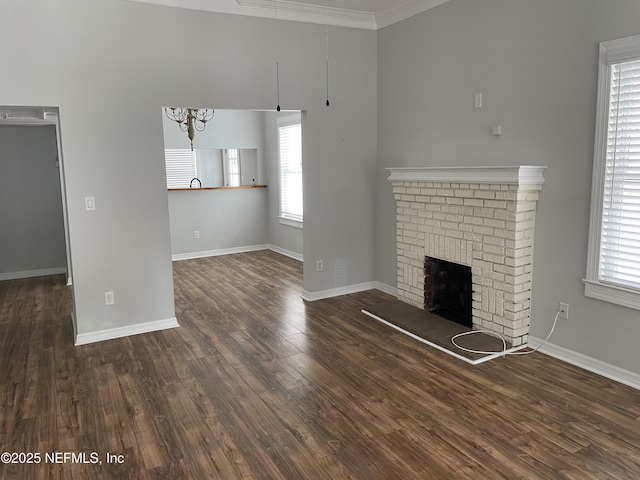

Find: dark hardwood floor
<box><xmin>1</xmin><ymin>250</ymin><xmax>640</xmax><ymax>479</ymax></box>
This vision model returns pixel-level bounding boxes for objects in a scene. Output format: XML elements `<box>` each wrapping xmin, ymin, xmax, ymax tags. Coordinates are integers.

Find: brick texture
<box><xmin>393</xmin><ymin>181</ymin><xmax>541</xmax><ymax>346</ymax></box>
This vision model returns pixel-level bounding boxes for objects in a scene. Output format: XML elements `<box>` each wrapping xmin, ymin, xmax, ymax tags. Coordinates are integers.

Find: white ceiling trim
<box><xmin>127</xmin><ymin>0</ymin><xmax>451</xmax><ymax>30</ymax></box>
<box><xmin>376</xmin><ymin>0</ymin><xmax>451</xmax><ymax>29</ymax></box>
<box><xmin>237</xmin><ymin>0</ymin><xmax>377</xmax><ymax>30</ymax></box>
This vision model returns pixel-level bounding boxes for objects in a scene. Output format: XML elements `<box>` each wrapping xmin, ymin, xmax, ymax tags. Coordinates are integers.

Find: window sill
<box><xmin>583</xmin><ymin>279</ymin><xmax>640</xmax><ymax>311</ymax></box>
<box><xmin>279</xmin><ymin>217</ymin><xmax>303</xmax><ymax>229</ymax></box>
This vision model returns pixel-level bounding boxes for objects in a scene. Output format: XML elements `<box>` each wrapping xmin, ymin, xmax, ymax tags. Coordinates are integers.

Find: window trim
<box><xmin>278</xmin><ymin>216</ymin><xmax>303</xmax><ymax>229</ymax></box>
<box><xmin>277</xmin><ymin>113</ymin><xmax>303</xmax><ymax>228</ymax></box>
<box><xmin>584</xmin><ymin>34</ymin><xmax>640</xmax><ymax>311</ymax></box>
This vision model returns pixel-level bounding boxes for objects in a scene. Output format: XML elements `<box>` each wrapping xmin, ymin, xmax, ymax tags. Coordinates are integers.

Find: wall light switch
<box><xmin>492</xmin><ymin>125</ymin><xmax>502</xmax><ymax>136</ymax></box>
<box><xmin>85</xmin><ymin>196</ymin><xmax>96</xmax><ymax>211</ymax></box>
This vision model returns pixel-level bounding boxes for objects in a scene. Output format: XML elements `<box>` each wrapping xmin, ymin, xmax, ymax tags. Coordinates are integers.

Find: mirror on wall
<box><xmin>221</xmin><ymin>148</ymin><xmax>258</xmax><ymax>187</ymax></box>
<box><xmin>162</xmin><ymin>107</ymin><xmax>264</xmax><ymax>189</ymax></box>
<box><xmin>165</xmin><ymin>148</ymin><xmax>258</xmax><ymax>188</ymax></box>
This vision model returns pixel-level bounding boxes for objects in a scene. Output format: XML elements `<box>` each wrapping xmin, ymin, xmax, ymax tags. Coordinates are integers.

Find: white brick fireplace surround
<box><xmin>388</xmin><ymin>166</ymin><xmax>546</xmax><ymax>346</ymax></box>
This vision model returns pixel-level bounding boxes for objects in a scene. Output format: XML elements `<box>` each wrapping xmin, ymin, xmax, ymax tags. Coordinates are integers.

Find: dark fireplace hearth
<box><xmin>425</xmin><ymin>257</ymin><xmax>472</xmax><ymax>328</ymax></box>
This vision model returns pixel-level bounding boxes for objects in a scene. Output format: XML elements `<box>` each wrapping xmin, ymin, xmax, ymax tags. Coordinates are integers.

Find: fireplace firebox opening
<box><xmin>425</xmin><ymin>257</ymin><xmax>472</xmax><ymax>328</ymax></box>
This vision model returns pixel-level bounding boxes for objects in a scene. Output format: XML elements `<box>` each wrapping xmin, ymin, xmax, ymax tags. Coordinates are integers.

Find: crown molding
<box><xmin>376</xmin><ymin>0</ymin><xmax>450</xmax><ymax>29</ymax></box>
<box><xmin>238</xmin><ymin>0</ymin><xmax>377</xmax><ymax>30</ymax></box>
<box><xmin>128</xmin><ymin>0</ymin><xmax>451</xmax><ymax>30</ymax></box>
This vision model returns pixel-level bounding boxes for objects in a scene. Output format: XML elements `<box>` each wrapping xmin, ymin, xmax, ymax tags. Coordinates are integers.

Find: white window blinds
<box><xmin>600</xmin><ymin>59</ymin><xmax>640</xmax><ymax>291</ymax></box>
<box><xmin>278</xmin><ymin>122</ymin><xmax>303</xmax><ymax>222</ymax></box>
<box><xmin>165</xmin><ymin>149</ymin><xmax>197</xmax><ymax>188</ymax></box>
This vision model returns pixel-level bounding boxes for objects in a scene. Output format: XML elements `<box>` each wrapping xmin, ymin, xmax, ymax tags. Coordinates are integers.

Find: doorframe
<box><xmin>0</xmin><ymin>106</ymin><xmax>72</xmax><ymax>285</ymax></box>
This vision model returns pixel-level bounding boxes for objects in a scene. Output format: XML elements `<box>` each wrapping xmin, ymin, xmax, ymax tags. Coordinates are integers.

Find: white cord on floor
<box><xmin>450</xmin><ymin>310</ymin><xmax>561</xmax><ymax>357</ymax></box>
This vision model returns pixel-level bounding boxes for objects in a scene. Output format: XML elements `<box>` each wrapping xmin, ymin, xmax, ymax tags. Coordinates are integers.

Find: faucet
<box><xmin>190</xmin><ymin>177</ymin><xmax>202</xmax><ymax>188</ymax></box>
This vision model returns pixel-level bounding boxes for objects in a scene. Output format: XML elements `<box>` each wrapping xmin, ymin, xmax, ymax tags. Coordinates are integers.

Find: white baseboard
<box><xmin>75</xmin><ymin>317</ymin><xmax>179</xmax><ymax>346</ymax></box>
<box><xmin>301</xmin><ymin>281</ymin><xmax>379</xmax><ymax>301</ymax></box>
<box><xmin>529</xmin><ymin>337</ymin><xmax>640</xmax><ymax>391</ymax></box>
<box><xmin>172</xmin><ymin>244</ymin><xmax>303</xmax><ymax>263</ymax></box>
<box><xmin>268</xmin><ymin>245</ymin><xmax>303</xmax><ymax>262</ymax></box>
<box><xmin>301</xmin><ymin>281</ymin><xmax>397</xmax><ymax>302</ymax></box>
<box><xmin>172</xmin><ymin>244</ymin><xmax>270</xmax><ymax>261</ymax></box>
<box><xmin>0</xmin><ymin>267</ymin><xmax>67</xmax><ymax>281</ymax></box>
<box><xmin>371</xmin><ymin>281</ymin><xmax>397</xmax><ymax>297</ymax></box>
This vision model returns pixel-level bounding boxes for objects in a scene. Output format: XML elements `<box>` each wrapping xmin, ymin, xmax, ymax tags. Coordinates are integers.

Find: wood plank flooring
<box><xmin>1</xmin><ymin>250</ymin><xmax>640</xmax><ymax>479</ymax></box>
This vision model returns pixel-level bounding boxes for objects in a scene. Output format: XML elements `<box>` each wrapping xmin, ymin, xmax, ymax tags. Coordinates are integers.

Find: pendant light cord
<box><xmin>325</xmin><ymin>4</ymin><xmax>330</xmax><ymax>107</ymax></box>
<box><xmin>276</xmin><ymin>61</ymin><xmax>281</xmax><ymax>111</ymax></box>
<box><xmin>275</xmin><ymin>0</ymin><xmax>281</xmax><ymax>111</ymax></box>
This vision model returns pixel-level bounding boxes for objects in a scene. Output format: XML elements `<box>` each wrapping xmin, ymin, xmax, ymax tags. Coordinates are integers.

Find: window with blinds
<box><xmin>600</xmin><ymin>60</ymin><xmax>640</xmax><ymax>291</ymax></box>
<box><xmin>585</xmin><ymin>34</ymin><xmax>640</xmax><ymax>310</ymax></box>
<box><xmin>278</xmin><ymin>117</ymin><xmax>303</xmax><ymax>223</ymax></box>
<box><xmin>165</xmin><ymin>149</ymin><xmax>197</xmax><ymax>188</ymax></box>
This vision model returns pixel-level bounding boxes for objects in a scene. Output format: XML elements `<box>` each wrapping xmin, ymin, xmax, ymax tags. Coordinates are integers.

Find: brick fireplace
<box><xmin>388</xmin><ymin>166</ymin><xmax>546</xmax><ymax>346</ymax></box>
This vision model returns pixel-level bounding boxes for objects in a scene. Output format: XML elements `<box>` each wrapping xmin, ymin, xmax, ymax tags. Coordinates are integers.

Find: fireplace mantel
<box><xmin>387</xmin><ymin>165</ymin><xmax>547</xmax><ymax>185</ymax></box>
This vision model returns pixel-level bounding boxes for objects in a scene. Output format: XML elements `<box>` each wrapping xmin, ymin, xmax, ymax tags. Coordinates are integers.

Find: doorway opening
<box><xmin>0</xmin><ymin>106</ymin><xmax>72</xmax><ymax>285</ymax></box>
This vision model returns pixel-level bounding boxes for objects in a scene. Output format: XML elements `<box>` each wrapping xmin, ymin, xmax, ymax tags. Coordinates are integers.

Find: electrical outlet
<box><xmin>105</xmin><ymin>291</ymin><xmax>115</xmax><ymax>306</ymax></box>
<box><xmin>559</xmin><ymin>302</ymin><xmax>569</xmax><ymax>320</ymax></box>
<box><xmin>194</xmin><ymin>230</ymin><xmax>200</xmax><ymax>239</ymax></box>
<box><xmin>316</xmin><ymin>260</ymin><xmax>323</xmax><ymax>272</ymax></box>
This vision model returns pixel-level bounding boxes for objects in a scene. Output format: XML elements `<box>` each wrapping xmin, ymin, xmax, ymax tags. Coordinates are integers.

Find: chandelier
<box><xmin>164</xmin><ymin>107</ymin><xmax>214</xmax><ymax>150</ymax></box>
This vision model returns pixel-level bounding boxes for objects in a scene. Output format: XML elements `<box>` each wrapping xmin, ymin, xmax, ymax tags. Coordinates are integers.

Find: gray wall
<box><xmin>377</xmin><ymin>0</ymin><xmax>640</xmax><ymax>373</ymax></box>
<box><xmin>0</xmin><ymin>126</ymin><xmax>66</xmax><ymax>276</ymax></box>
<box><xmin>0</xmin><ymin>0</ymin><xmax>377</xmax><ymax>336</ymax></box>
<box><xmin>168</xmin><ymin>188</ymin><xmax>269</xmax><ymax>255</ymax></box>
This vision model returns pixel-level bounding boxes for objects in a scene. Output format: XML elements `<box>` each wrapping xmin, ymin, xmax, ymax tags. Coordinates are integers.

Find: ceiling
<box><xmin>128</xmin><ymin>0</ymin><xmax>451</xmax><ymax>30</ymax></box>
